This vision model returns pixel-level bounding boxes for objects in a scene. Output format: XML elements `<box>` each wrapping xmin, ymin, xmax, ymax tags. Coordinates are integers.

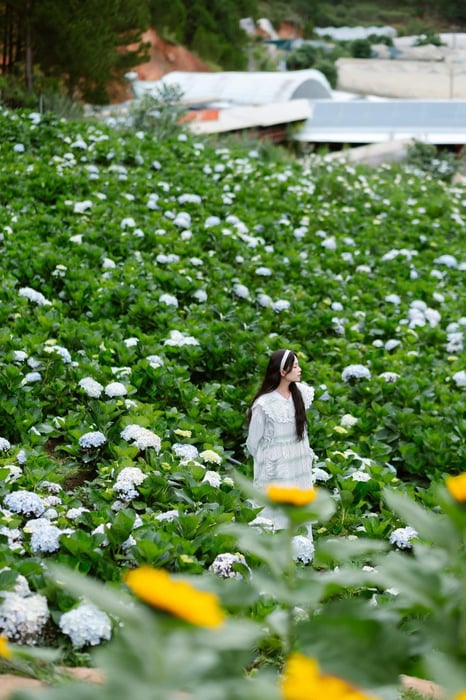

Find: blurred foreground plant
<box><xmin>7</xmin><ymin>475</ymin><xmax>466</xmax><ymax>699</ymax></box>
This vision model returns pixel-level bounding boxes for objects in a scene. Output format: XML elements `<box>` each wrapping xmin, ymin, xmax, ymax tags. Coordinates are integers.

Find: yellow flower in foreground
<box><xmin>267</xmin><ymin>484</ymin><xmax>317</xmax><ymax>506</ymax></box>
<box><xmin>454</xmin><ymin>692</ymin><xmax>466</xmax><ymax>700</ymax></box>
<box><xmin>125</xmin><ymin>566</ymin><xmax>225</xmax><ymax>628</ymax></box>
<box><xmin>446</xmin><ymin>473</ymin><xmax>466</xmax><ymax>502</ymax></box>
<box><xmin>281</xmin><ymin>653</ymin><xmax>380</xmax><ymax>700</ymax></box>
<box><xmin>0</xmin><ymin>636</ymin><xmax>11</xmax><ymax>658</ymax></box>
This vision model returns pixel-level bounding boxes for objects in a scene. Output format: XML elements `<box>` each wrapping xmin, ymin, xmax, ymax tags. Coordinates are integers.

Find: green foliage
<box><xmin>350</xmin><ymin>38</ymin><xmax>374</xmax><ymax>58</ymax></box>
<box><xmin>128</xmin><ymin>84</ymin><xmax>187</xmax><ymax>139</ymax></box>
<box><xmin>405</xmin><ymin>140</ymin><xmax>459</xmax><ymax>183</ymax></box>
<box><xmin>413</xmin><ymin>32</ymin><xmax>445</xmax><ymax>47</ymax></box>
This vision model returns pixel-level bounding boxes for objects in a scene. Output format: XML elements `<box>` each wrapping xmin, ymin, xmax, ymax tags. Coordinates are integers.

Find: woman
<box><xmin>246</xmin><ymin>349</ymin><xmax>316</xmax><ymax>531</ymax></box>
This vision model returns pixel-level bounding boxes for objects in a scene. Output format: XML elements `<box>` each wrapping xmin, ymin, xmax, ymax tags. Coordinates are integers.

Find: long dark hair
<box><xmin>247</xmin><ymin>349</ymin><xmax>307</xmax><ymax>440</ymax></box>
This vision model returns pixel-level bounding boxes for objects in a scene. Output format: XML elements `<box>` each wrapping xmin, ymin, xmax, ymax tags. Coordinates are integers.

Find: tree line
<box><xmin>1</xmin><ymin>0</ymin><xmax>464</xmax><ymax>107</ymax></box>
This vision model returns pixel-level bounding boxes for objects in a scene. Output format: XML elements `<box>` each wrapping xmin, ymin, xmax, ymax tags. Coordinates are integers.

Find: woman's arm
<box><xmin>246</xmin><ymin>403</ymin><xmax>266</xmax><ymax>457</ymax></box>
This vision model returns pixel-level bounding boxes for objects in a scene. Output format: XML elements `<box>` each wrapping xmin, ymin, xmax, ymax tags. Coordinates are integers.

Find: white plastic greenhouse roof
<box><xmin>132</xmin><ymin>69</ymin><xmax>333</xmax><ymax>105</ymax></box>
<box><xmin>295</xmin><ymin>99</ymin><xmax>466</xmax><ymax>144</ymax></box>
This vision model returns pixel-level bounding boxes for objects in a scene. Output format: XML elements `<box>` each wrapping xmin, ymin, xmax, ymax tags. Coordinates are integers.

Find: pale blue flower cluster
<box><xmin>172</xmin><ymin>443</ymin><xmax>199</xmax><ymax>462</ymax></box>
<box><xmin>4</xmin><ymin>491</ymin><xmax>45</xmax><ymax>517</ymax></box>
<box><xmin>78</xmin><ymin>431</ymin><xmax>107</xmax><ymax>449</ymax></box>
<box><xmin>389</xmin><ymin>526</ymin><xmax>418</xmax><ymax>549</ymax></box>
<box><xmin>59</xmin><ymin>602</ymin><xmax>111</xmax><ymax>648</ymax></box>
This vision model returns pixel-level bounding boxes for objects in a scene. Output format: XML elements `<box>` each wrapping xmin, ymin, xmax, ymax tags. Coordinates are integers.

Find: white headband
<box><xmin>280</xmin><ymin>350</ymin><xmax>291</xmax><ymax>372</ymax></box>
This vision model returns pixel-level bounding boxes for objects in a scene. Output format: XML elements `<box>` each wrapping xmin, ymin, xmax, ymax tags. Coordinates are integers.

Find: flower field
<box><xmin>0</xmin><ymin>107</ymin><xmax>465</xmax><ymax>698</ymax></box>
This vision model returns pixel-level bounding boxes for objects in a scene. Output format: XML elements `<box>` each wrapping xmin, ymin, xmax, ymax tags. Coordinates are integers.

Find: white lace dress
<box><xmin>246</xmin><ymin>383</ymin><xmax>316</xmax><ymax>530</ymax></box>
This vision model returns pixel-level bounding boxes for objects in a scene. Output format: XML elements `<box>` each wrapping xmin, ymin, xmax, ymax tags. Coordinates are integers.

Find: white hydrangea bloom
<box><xmin>292</xmin><ymin>535</ymin><xmax>315</xmax><ymax>564</ymax></box>
<box><xmin>78</xmin><ymin>431</ymin><xmax>106</xmax><ymax>449</ymax></box>
<box><xmin>202</xmin><ymin>471</ymin><xmax>221</xmax><ymax>488</ymax></box>
<box><xmin>104</xmin><ymin>382</ymin><xmax>127</xmax><ymax>397</ymax></box>
<box><xmin>18</xmin><ymin>287</ymin><xmax>51</xmax><ymax>306</ymax></box>
<box><xmin>146</xmin><ymin>354</ymin><xmax>164</xmax><ymax>369</ymax></box>
<box><xmin>163</xmin><ymin>330</ymin><xmax>199</xmax><ymax>346</ymax></box>
<box><xmin>389</xmin><ymin>526</ymin><xmax>418</xmax><ymax>550</ymax></box>
<box><xmin>341</xmin><ymin>364</ymin><xmax>371</xmax><ymax>382</ymax></box>
<box><xmin>350</xmin><ymin>470</ymin><xmax>371</xmax><ymax>482</ymax></box>
<box><xmin>340</xmin><ymin>414</ymin><xmax>358</xmax><ymax>428</ymax></box>
<box><xmin>30</xmin><ymin>524</ymin><xmax>63</xmax><ymax>553</ymax></box>
<box><xmin>120</xmin><ymin>424</ymin><xmax>161</xmax><ymax>452</ymax></box>
<box><xmin>155</xmin><ymin>510</ymin><xmax>179</xmax><ymax>522</ymax></box>
<box><xmin>379</xmin><ymin>372</ymin><xmax>400</xmax><ymax>383</ymax></box>
<box><xmin>159</xmin><ymin>293</ymin><xmax>179</xmax><ymax>307</ymax></box>
<box><xmin>232</xmin><ymin>283</ymin><xmax>250</xmax><ymax>299</ymax></box>
<box><xmin>78</xmin><ymin>377</ymin><xmax>104</xmax><ymax>398</ymax></box>
<box><xmin>209</xmin><ymin>553</ymin><xmax>250</xmax><ymax>580</ymax></box>
<box><xmin>172</xmin><ymin>444</ymin><xmax>199</xmax><ymax>461</ymax></box>
<box><xmin>4</xmin><ymin>491</ymin><xmax>45</xmax><ymax>517</ymax></box>
<box><xmin>192</xmin><ymin>289</ymin><xmax>208</xmax><ymax>303</ymax></box>
<box><xmin>5</xmin><ymin>465</ymin><xmax>22</xmax><ymax>483</ymax></box>
<box><xmin>249</xmin><ymin>516</ymin><xmax>275</xmax><ymax>530</ymax></box>
<box><xmin>43</xmin><ymin>344</ymin><xmax>72</xmax><ymax>363</ymax></box>
<box><xmin>0</xmin><ymin>591</ymin><xmax>49</xmax><ymax>644</ymax></box>
<box><xmin>123</xmin><ymin>337</ymin><xmax>139</xmax><ymax>347</ymax></box>
<box><xmin>272</xmin><ymin>299</ymin><xmax>290</xmax><ymax>312</ymax></box>
<box><xmin>199</xmin><ymin>449</ymin><xmax>222</xmax><ymax>465</ymax></box>
<box><xmin>313</xmin><ymin>467</ymin><xmax>331</xmax><ymax>482</ymax></box>
<box><xmin>0</xmin><ymin>437</ymin><xmax>11</xmax><ymax>452</ymax></box>
<box><xmin>385</xmin><ymin>339</ymin><xmax>401</xmax><ymax>351</ymax></box>
<box><xmin>59</xmin><ymin>603</ymin><xmax>111</xmax><ymax>648</ymax></box>
<box><xmin>73</xmin><ymin>200</ymin><xmax>92</xmax><ymax>214</ymax></box>
<box><xmin>22</xmin><ymin>371</ymin><xmax>42</xmax><ymax>384</ymax></box>
<box><xmin>114</xmin><ymin>467</ymin><xmax>147</xmax><ymax>501</ymax></box>
<box><xmin>452</xmin><ymin>370</ymin><xmax>466</xmax><ymax>388</ymax></box>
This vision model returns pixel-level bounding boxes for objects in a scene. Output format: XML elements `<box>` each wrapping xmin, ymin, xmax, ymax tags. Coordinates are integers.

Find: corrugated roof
<box><xmin>132</xmin><ymin>69</ymin><xmax>333</xmax><ymax>105</ymax></box>
<box><xmin>295</xmin><ymin>99</ymin><xmax>466</xmax><ymax>144</ymax></box>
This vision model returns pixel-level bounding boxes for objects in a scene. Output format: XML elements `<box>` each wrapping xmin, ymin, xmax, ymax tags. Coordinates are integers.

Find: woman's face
<box><xmin>285</xmin><ymin>358</ymin><xmax>301</xmax><ymax>383</ymax></box>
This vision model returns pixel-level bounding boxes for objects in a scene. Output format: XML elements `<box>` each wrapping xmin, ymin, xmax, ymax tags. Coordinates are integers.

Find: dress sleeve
<box><xmin>298</xmin><ymin>383</ymin><xmax>315</xmax><ymax>410</ymax></box>
<box><xmin>246</xmin><ymin>403</ymin><xmax>266</xmax><ymax>457</ymax></box>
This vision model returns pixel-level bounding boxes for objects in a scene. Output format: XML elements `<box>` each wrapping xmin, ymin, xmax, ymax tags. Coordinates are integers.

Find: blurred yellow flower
<box><xmin>174</xmin><ymin>429</ymin><xmax>192</xmax><ymax>438</ymax></box>
<box><xmin>267</xmin><ymin>484</ymin><xmax>317</xmax><ymax>506</ymax></box>
<box><xmin>446</xmin><ymin>473</ymin><xmax>466</xmax><ymax>502</ymax></box>
<box><xmin>0</xmin><ymin>636</ymin><xmax>11</xmax><ymax>658</ymax></box>
<box><xmin>281</xmin><ymin>653</ymin><xmax>380</xmax><ymax>700</ymax></box>
<box><xmin>125</xmin><ymin>566</ymin><xmax>225</xmax><ymax>628</ymax></box>
<box><xmin>454</xmin><ymin>692</ymin><xmax>466</xmax><ymax>700</ymax></box>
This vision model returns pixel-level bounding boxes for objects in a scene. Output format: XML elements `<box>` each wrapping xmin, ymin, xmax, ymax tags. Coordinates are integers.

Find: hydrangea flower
<box><xmin>43</xmin><ymin>344</ymin><xmax>72</xmax><ymax>363</ymax></box>
<box><xmin>114</xmin><ymin>467</ymin><xmax>147</xmax><ymax>501</ymax></box>
<box><xmin>146</xmin><ymin>355</ymin><xmax>164</xmax><ymax>368</ymax></box>
<box><xmin>104</xmin><ymin>382</ymin><xmax>127</xmax><ymax>397</ymax></box>
<box><xmin>172</xmin><ymin>443</ymin><xmax>199</xmax><ymax>461</ymax></box>
<box><xmin>159</xmin><ymin>293</ymin><xmax>178</xmax><ymax>307</ymax></box>
<box><xmin>30</xmin><ymin>524</ymin><xmax>63</xmax><ymax>553</ymax></box>
<box><xmin>389</xmin><ymin>526</ymin><xmax>418</xmax><ymax>550</ymax></box>
<box><xmin>78</xmin><ymin>431</ymin><xmax>106</xmax><ymax>449</ymax></box>
<box><xmin>4</xmin><ymin>491</ymin><xmax>45</xmax><ymax>517</ymax></box>
<box><xmin>341</xmin><ymin>364</ymin><xmax>371</xmax><ymax>382</ymax></box>
<box><xmin>232</xmin><ymin>283</ymin><xmax>250</xmax><ymax>299</ymax></box>
<box><xmin>155</xmin><ymin>510</ymin><xmax>179</xmax><ymax>522</ymax></box>
<box><xmin>209</xmin><ymin>553</ymin><xmax>250</xmax><ymax>580</ymax></box>
<box><xmin>272</xmin><ymin>299</ymin><xmax>290</xmax><ymax>312</ymax></box>
<box><xmin>199</xmin><ymin>449</ymin><xmax>222</xmax><ymax>465</ymax></box>
<box><xmin>59</xmin><ymin>603</ymin><xmax>111</xmax><ymax>648</ymax></box>
<box><xmin>164</xmin><ymin>330</ymin><xmax>199</xmax><ymax>347</ymax></box>
<box><xmin>0</xmin><ymin>591</ymin><xmax>49</xmax><ymax>645</ymax></box>
<box><xmin>340</xmin><ymin>414</ymin><xmax>358</xmax><ymax>428</ymax></box>
<box><xmin>78</xmin><ymin>377</ymin><xmax>104</xmax><ymax>398</ymax></box>
<box><xmin>452</xmin><ymin>370</ymin><xmax>466</xmax><ymax>388</ymax></box>
<box><xmin>292</xmin><ymin>535</ymin><xmax>315</xmax><ymax>564</ymax></box>
<box><xmin>18</xmin><ymin>287</ymin><xmax>51</xmax><ymax>306</ymax></box>
<box><xmin>120</xmin><ymin>424</ymin><xmax>161</xmax><ymax>452</ymax></box>
<box><xmin>0</xmin><ymin>438</ymin><xmax>11</xmax><ymax>452</ymax></box>
<box><xmin>202</xmin><ymin>471</ymin><xmax>222</xmax><ymax>488</ymax></box>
